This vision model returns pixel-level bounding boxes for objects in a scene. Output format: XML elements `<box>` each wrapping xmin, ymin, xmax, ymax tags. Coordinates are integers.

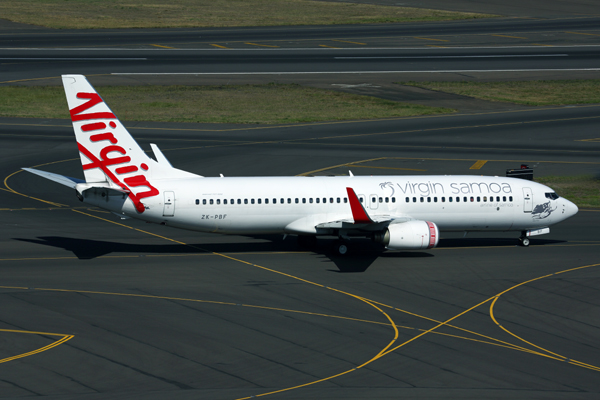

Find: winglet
<box><xmin>346</xmin><ymin>187</ymin><xmax>373</xmax><ymax>224</ymax></box>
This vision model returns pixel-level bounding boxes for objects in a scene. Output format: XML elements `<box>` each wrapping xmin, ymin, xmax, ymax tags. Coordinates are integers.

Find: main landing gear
<box><xmin>519</xmin><ymin>231</ymin><xmax>530</xmax><ymax>247</ymax></box>
<box><xmin>333</xmin><ymin>239</ymin><xmax>350</xmax><ymax>256</ymax></box>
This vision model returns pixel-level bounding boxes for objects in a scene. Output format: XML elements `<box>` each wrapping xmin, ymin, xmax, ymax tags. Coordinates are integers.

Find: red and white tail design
<box><xmin>62</xmin><ymin>75</ymin><xmax>196</xmax><ymax>213</ymax></box>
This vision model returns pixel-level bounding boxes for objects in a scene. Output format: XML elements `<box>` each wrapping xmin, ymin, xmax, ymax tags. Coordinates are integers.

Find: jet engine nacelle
<box><xmin>374</xmin><ymin>220</ymin><xmax>439</xmax><ymax>250</ymax></box>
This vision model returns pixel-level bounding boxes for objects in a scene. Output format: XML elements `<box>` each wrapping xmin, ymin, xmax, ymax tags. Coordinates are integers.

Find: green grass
<box><xmin>0</xmin><ymin>84</ymin><xmax>453</xmax><ymax>124</ymax></box>
<box><xmin>536</xmin><ymin>175</ymin><xmax>600</xmax><ymax>208</ymax></box>
<box><xmin>0</xmin><ymin>0</ymin><xmax>494</xmax><ymax>29</ymax></box>
<box><xmin>400</xmin><ymin>80</ymin><xmax>600</xmax><ymax>106</ymax></box>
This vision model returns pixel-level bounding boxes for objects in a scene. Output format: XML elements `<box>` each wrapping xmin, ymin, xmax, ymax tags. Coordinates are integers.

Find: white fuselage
<box><xmin>103</xmin><ymin>175</ymin><xmax>577</xmax><ymax>236</ymax></box>
<box><xmin>27</xmin><ymin>75</ymin><xmax>579</xmax><ymax>250</ymax></box>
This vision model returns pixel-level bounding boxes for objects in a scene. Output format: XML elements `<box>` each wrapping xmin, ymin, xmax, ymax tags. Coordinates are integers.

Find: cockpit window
<box><xmin>545</xmin><ymin>192</ymin><xmax>559</xmax><ymax>200</ymax></box>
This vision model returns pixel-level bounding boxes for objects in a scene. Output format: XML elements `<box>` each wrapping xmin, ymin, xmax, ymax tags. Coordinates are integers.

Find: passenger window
<box><xmin>323</xmin><ymin>198</ymin><xmax>326</xmax><ymax>203</ymax></box>
<box><xmin>477</xmin><ymin>197</ymin><xmax>480</xmax><ymax>202</ymax></box>
<box><xmin>385</xmin><ymin>197</ymin><xmax>389</xmax><ymax>203</ymax></box>
<box><xmin>456</xmin><ymin>197</ymin><xmax>459</xmax><ymax>203</ymax></box>
<box><xmin>196</xmin><ymin>199</ymin><xmax>199</xmax><ymax>205</ymax></box>
<box><xmin>316</xmin><ymin>198</ymin><xmax>320</xmax><ymax>204</ymax></box>
<box><xmin>379</xmin><ymin>197</ymin><xmax>383</xmax><ymax>203</ymax></box>
<box><xmin>273</xmin><ymin>198</ymin><xmax>276</xmax><ymax>204</ymax></box>
<box><xmin>470</xmin><ymin>197</ymin><xmax>474</xmax><ymax>202</ymax></box>
<box><xmin>280</xmin><ymin>198</ymin><xmax>284</xmax><ymax>204</ymax></box>
<box><xmin>265</xmin><ymin>198</ymin><xmax>269</xmax><ymax>204</ymax></box>
<box><xmin>344</xmin><ymin>198</ymin><xmax>348</xmax><ymax>203</ymax></box>
<box><xmin>203</xmin><ymin>199</ymin><xmax>207</xmax><ymax>205</ymax></box>
<box><xmin>337</xmin><ymin>197</ymin><xmax>340</xmax><ymax>203</ymax></box>
<box><xmin>464</xmin><ymin>197</ymin><xmax>467</xmax><ymax>202</ymax></box>
<box><xmin>503</xmin><ymin>196</ymin><xmax>506</xmax><ymax>202</ymax></box>
<box><xmin>392</xmin><ymin>197</ymin><xmax>396</xmax><ymax>203</ymax></box>
<box><xmin>216</xmin><ymin>199</ymin><xmax>221</xmax><ymax>205</ymax></box>
<box><xmin>359</xmin><ymin>198</ymin><xmax>363</xmax><ymax>203</ymax></box>
<box><xmin>413</xmin><ymin>197</ymin><xmax>416</xmax><ymax>203</ymax></box>
<box><xmin>303</xmin><ymin>198</ymin><xmax>306</xmax><ymax>204</ymax></box>
<box><xmin>224</xmin><ymin>199</ymin><xmax>228</xmax><ymax>205</ymax></box>
<box><xmin>449</xmin><ymin>197</ymin><xmax>452</xmax><ymax>202</ymax></box>
<box><xmin>251</xmin><ymin>199</ymin><xmax>254</xmax><ymax>204</ymax></box>
<box><xmin>244</xmin><ymin>199</ymin><xmax>248</xmax><ymax>204</ymax></box>
<box><xmin>406</xmin><ymin>197</ymin><xmax>410</xmax><ymax>203</ymax></box>
<box><xmin>420</xmin><ymin>197</ymin><xmax>424</xmax><ymax>203</ymax></box>
<box><xmin>441</xmin><ymin>197</ymin><xmax>445</xmax><ymax>202</ymax></box>
<box><xmin>509</xmin><ymin>196</ymin><xmax>513</xmax><ymax>202</ymax></box>
<box><xmin>210</xmin><ymin>199</ymin><xmax>214</xmax><ymax>205</ymax></box>
<box><xmin>434</xmin><ymin>197</ymin><xmax>438</xmax><ymax>203</ymax></box>
<box><xmin>427</xmin><ymin>197</ymin><xmax>431</xmax><ymax>203</ymax></box>
<box><xmin>330</xmin><ymin>198</ymin><xmax>333</xmax><ymax>203</ymax></box>
<box><xmin>258</xmin><ymin>199</ymin><xmax>261</xmax><ymax>204</ymax></box>
<box><xmin>295</xmin><ymin>198</ymin><xmax>299</xmax><ymax>204</ymax></box>
<box><xmin>483</xmin><ymin>196</ymin><xmax>487</xmax><ymax>202</ymax></box>
<box><xmin>237</xmin><ymin>199</ymin><xmax>241</xmax><ymax>204</ymax></box>
<box><xmin>372</xmin><ymin>197</ymin><xmax>376</xmax><ymax>203</ymax></box>
<box><xmin>310</xmin><ymin>198</ymin><xmax>313</xmax><ymax>203</ymax></box>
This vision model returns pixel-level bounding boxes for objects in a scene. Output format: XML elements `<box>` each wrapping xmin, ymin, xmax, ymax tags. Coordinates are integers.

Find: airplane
<box><xmin>23</xmin><ymin>75</ymin><xmax>578</xmax><ymax>255</ymax></box>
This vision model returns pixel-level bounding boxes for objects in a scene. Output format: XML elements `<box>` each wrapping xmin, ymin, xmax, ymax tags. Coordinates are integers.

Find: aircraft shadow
<box><xmin>14</xmin><ymin>235</ymin><xmax>563</xmax><ymax>273</ymax></box>
<box><xmin>437</xmin><ymin>237</ymin><xmax>567</xmax><ymax>248</ymax></box>
<box><xmin>13</xmin><ymin>236</ymin><xmax>389</xmax><ymax>273</ymax></box>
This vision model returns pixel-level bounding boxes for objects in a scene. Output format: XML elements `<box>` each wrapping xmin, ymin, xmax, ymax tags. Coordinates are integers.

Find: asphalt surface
<box><xmin>1</xmin><ymin>105</ymin><xmax>599</xmax><ymax>399</ymax></box>
<box><xmin>1</xmin><ymin>2</ymin><xmax>600</xmax><ymax>399</ymax></box>
<box><xmin>324</xmin><ymin>0</ymin><xmax>600</xmax><ymax>18</ymax></box>
<box><xmin>2</xmin><ymin>47</ymin><xmax>600</xmax><ymax>80</ymax></box>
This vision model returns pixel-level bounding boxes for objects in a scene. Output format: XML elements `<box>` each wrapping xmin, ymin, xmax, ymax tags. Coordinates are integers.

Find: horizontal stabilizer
<box><xmin>22</xmin><ymin>167</ymin><xmax>85</xmax><ymax>189</ymax></box>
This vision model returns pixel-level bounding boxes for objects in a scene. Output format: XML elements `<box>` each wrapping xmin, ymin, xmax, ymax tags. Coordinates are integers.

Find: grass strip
<box><xmin>400</xmin><ymin>80</ymin><xmax>600</xmax><ymax>106</ymax></box>
<box><xmin>0</xmin><ymin>84</ymin><xmax>453</xmax><ymax>124</ymax></box>
<box><xmin>0</xmin><ymin>0</ymin><xmax>494</xmax><ymax>29</ymax></box>
<box><xmin>536</xmin><ymin>175</ymin><xmax>600</xmax><ymax>208</ymax></box>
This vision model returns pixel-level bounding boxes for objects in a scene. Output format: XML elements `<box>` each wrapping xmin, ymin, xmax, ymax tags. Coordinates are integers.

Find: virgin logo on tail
<box><xmin>72</xmin><ymin>92</ymin><xmax>158</xmax><ymax>213</ymax></box>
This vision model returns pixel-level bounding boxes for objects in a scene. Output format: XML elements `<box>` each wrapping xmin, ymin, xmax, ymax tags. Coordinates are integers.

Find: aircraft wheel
<box><xmin>519</xmin><ymin>237</ymin><xmax>530</xmax><ymax>247</ymax></box>
<box><xmin>334</xmin><ymin>240</ymin><xmax>349</xmax><ymax>256</ymax></box>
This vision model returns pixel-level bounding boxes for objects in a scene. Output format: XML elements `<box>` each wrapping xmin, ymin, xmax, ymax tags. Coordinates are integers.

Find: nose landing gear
<box><xmin>519</xmin><ymin>231</ymin><xmax>530</xmax><ymax>247</ymax></box>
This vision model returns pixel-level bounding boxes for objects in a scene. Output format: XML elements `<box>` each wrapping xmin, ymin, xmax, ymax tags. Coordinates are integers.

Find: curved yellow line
<box><xmin>69</xmin><ymin>210</ymin><xmax>403</xmax><ymax>399</ymax></box>
<box><xmin>0</xmin><ymin>329</ymin><xmax>74</xmax><ymax>364</ymax></box>
<box><xmin>9</xmin><ymin>156</ymin><xmax>599</xmax><ymax>397</ymax></box>
<box><xmin>489</xmin><ymin>263</ymin><xmax>600</xmax><ymax>372</ymax></box>
<box><xmin>4</xmin><ymin>158</ymin><xmax>79</xmax><ymax>207</ymax></box>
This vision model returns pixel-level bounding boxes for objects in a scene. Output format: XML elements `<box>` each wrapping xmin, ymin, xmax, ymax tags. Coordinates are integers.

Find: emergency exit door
<box><xmin>163</xmin><ymin>191</ymin><xmax>175</xmax><ymax>216</ymax></box>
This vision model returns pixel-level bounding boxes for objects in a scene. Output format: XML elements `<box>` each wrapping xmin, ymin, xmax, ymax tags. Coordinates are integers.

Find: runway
<box><xmin>1</xmin><ymin>2</ymin><xmax>600</xmax><ymax>398</ymax></box>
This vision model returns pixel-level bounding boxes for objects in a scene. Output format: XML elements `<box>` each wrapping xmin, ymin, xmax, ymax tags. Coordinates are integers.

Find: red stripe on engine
<box><xmin>426</xmin><ymin>221</ymin><xmax>437</xmax><ymax>249</ymax></box>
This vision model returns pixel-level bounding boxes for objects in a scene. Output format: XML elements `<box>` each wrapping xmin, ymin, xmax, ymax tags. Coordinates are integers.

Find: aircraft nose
<box><xmin>564</xmin><ymin>198</ymin><xmax>578</xmax><ymax>219</ymax></box>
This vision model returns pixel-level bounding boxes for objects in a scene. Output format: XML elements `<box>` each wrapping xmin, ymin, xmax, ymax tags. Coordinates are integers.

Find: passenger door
<box><xmin>163</xmin><ymin>191</ymin><xmax>175</xmax><ymax>216</ymax></box>
<box><xmin>523</xmin><ymin>187</ymin><xmax>532</xmax><ymax>213</ymax></box>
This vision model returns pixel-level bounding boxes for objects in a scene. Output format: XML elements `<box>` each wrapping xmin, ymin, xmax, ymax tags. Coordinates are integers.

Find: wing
<box><xmin>317</xmin><ymin>187</ymin><xmax>412</xmax><ymax>230</ymax></box>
